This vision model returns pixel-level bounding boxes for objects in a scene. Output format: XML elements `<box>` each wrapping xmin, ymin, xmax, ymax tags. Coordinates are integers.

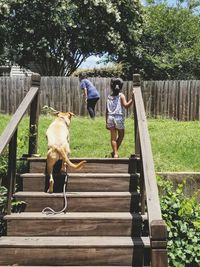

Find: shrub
<box><xmin>0</xmin><ymin>185</ymin><xmax>26</xmax><ymax>236</ymax></box>
<box><xmin>158</xmin><ymin>177</ymin><xmax>200</xmax><ymax>267</ymax></box>
<box><xmin>0</xmin><ymin>149</ymin><xmax>8</xmax><ymax>186</ymax></box>
<box><xmin>73</xmin><ymin>63</ymin><xmax>124</xmax><ymax>78</ymax></box>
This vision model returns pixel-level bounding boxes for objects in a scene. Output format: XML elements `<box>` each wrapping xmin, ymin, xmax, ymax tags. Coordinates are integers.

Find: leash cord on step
<box><xmin>42</xmin><ymin>174</ymin><xmax>68</xmax><ymax>215</ymax></box>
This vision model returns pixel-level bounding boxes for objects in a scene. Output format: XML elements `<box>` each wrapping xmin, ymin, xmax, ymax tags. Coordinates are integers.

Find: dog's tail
<box><xmin>54</xmin><ymin>146</ymin><xmax>86</xmax><ymax>170</ymax></box>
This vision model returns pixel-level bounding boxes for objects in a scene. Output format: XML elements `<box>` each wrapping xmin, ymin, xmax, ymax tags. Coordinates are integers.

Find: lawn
<box><xmin>0</xmin><ymin>114</ymin><xmax>200</xmax><ymax>172</ymax></box>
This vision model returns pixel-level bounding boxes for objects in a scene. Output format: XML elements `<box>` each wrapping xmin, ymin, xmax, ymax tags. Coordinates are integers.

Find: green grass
<box><xmin>1</xmin><ymin>114</ymin><xmax>200</xmax><ymax>172</ymax></box>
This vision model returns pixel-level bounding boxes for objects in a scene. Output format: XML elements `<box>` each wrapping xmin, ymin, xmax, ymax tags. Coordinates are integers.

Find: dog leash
<box><xmin>42</xmin><ymin>173</ymin><xmax>69</xmax><ymax>215</ymax></box>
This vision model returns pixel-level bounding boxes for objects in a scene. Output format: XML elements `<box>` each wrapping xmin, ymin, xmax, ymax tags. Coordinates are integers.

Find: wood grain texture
<box><xmin>28</xmin><ymin>159</ymin><xmax>131</xmax><ymax>174</ymax></box>
<box><xmin>0</xmin><ymin>236</ymin><xmax>150</xmax><ymax>266</ymax></box>
<box><xmin>1</xmin><ymin>76</ymin><xmax>199</xmax><ymax>120</ymax></box>
<box><xmin>14</xmin><ymin>191</ymin><xmax>140</xmax><ymax>212</ymax></box>
<box><xmin>6</xmin><ymin>212</ymin><xmax>146</xmax><ymax>237</ymax></box>
<box><xmin>21</xmin><ymin>173</ymin><xmax>139</xmax><ymax>192</ymax></box>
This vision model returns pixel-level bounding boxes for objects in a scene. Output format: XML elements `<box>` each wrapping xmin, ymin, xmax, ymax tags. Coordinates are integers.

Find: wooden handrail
<box><xmin>132</xmin><ymin>74</ymin><xmax>168</xmax><ymax>267</ymax></box>
<box><xmin>0</xmin><ymin>73</ymin><xmax>41</xmax><ymax>214</ymax></box>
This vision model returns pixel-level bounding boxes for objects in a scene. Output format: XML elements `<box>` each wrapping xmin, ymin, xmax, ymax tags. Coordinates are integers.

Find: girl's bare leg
<box><xmin>110</xmin><ymin>128</ymin><xmax>118</xmax><ymax>158</ymax></box>
<box><xmin>117</xmin><ymin>129</ymin><xmax>124</xmax><ymax>149</ymax></box>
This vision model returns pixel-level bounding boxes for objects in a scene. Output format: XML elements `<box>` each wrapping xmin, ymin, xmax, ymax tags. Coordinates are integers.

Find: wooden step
<box><xmin>14</xmin><ymin>191</ymin><xmax>140</xmax><ymax>212</ymax></box>
<box><xmin>0</xmin><ymin>236</ymin><xmax>150</xmax><ymax>266</ymax></box>
<box><xmin>20</xmin><ymin>173</ymin><xmax>139</xmax><ymax>192</ymax></box>
<box><xmin>26</xmin><ymin>157</ymin><xmax>140</xmax><ymax>174</ymax></box>
<box><xmin>5</xmin><ymin>212</ymin><xmax>147</xmax><ymax>237</ymax></box>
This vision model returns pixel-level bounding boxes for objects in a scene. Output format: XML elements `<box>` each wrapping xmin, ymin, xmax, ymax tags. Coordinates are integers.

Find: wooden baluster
<box><xmin>28</xmin><ymin>73</ymin><xmax>41</xmax><ymax>156</ymax></box>
<box><xmin>6</xmin><ymin>129</ymin><xmax>17</xmax><ymax>215</ymax></box>
<box><xmin>140</xmin><ymin>164</ymin><xmax>146</xmax><ymax>215</ymax></box>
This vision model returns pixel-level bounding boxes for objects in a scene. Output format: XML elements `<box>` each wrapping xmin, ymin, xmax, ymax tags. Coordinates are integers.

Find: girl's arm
<box><xmin>120</xmin><ymin>93</ymin><xmax>133</xmax><ymax>109</ymax></box>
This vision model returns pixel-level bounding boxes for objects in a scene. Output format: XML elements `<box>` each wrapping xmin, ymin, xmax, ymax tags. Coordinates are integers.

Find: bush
<box><xmin>0</xmin><ymin>149</ymin><xmax>8</xmax><ymax>186</ymax></box>
<box><xmin>73</xmin><ymin>63</ymin><xmax>124</xmax><ymax>78</ymax></box>
<box><xmin>0</xmin><ymin>185</ymin><xmax>26</xmax><ymax>236</ymax></box>
<box><xmin>0</xmin><ymin>138</ymin><xmax>27</xmax><ymax>236</ymax></box>
<box><xmin>158</xmin><ymin>177</ymin><xmax>200</xmax><ymax>267</ymax></box>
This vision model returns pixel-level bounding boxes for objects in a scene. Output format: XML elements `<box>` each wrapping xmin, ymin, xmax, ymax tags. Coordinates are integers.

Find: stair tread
<box><xmin>14</xmin><ymin>191</ymin><xmax>139</xmax><ymax>197</ymax></box>
<box><xmin>0</xmin><ymin>236</ymin><xmax>150</xmax><ymax>247</ymax></box>
<box><xmin>4</xmin><ymin>212</ymin><xmax>147</xmax><ymax>220</ymax></box>
<box><xmin>26</xmin><ymin>157</ymin><xmax>131</xmax><ymax>162</ymax></box>
<box><xmin>20</xmin><ymin>173</ymin><xmax>135</xmax><ymax>177</ymax></box>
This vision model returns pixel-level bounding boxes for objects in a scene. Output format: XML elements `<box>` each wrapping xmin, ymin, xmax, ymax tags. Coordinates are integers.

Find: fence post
<box><xmin>28</xmin><ymin>73</ymin><xmax>41</xmax><ymax>156</ymax></box>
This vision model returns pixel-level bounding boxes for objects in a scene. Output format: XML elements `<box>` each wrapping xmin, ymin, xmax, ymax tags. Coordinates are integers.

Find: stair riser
<box><xmin>0</xmin><ymin>247</ymin><xmax>148</xmax><ymax>266</ymax></box>
<box><xmin>7</xmin><ymin>219</ymin><xmax>143</xmax><ymax>236</ymax></box>
<box><xmin>28</xmin><ymin>161</ymin><xmax>137</xmax><ymax>174</ymax></box>
<box><xmin>15</xmin><ymin>195</ymin><xmax>140</xmax><ymax>212</ymax></box>
<box><xmin>22</xmin><ymin>176</ymin><xmax>138</xmax><ymax>192</ymax></box>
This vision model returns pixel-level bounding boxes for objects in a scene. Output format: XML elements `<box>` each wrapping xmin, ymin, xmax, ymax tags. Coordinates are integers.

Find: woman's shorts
<box><xmin>107</xmin><ymin>115</ymin><xmax>125</xmax><ymax>129</ymax></box>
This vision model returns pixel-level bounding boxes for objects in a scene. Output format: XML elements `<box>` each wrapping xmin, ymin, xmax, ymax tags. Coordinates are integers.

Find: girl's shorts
<box><xmin>107</xmin><ymin>115</ymin><xmax>124</xmax><ymax>129</ymax></box>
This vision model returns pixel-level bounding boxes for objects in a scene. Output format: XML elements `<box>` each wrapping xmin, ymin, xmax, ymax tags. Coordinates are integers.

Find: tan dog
<box><xmin>46</xmin><ymin>111</ymin><xmax>86</xmax><ymax>193</ymax></box>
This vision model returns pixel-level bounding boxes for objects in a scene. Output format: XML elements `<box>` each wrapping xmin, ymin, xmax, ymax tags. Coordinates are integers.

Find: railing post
<box><xmin>28</xmin><ymin>73</ymin><xmax>41</xmax><ymax>156</ymax></box>
<box><xmin>151</xmin><ymin>220</ymin><xmax>168</xmax><ymax>267</ymax></box>
<box><xmin>133</xmin><ymin>74</ymin><xmax>141</xmax><ymax>156</ymax></box>
<box><xmin>6</xmin><ymin>129</ymin><xmax>17</xmax><ymax>215</ymax></box>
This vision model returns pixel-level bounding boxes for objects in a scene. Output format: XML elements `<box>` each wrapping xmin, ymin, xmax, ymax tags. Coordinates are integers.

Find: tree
<box><xmin>139</xmin><ymin>4</ymin><xmax>200</xmax><ymax>79</ymax></box>
<box><xmin>0</xmin><ymin>2</ymin><xmax>8</xmax><ymax>64</ymax></box>
<box><xmin>4</xmin><ymin>0</ymin><xmax>142</xmax><ymax>76</ymax></box>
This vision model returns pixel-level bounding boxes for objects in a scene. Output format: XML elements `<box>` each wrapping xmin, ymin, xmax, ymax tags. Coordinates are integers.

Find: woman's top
<box><xmin>80</xmin><ymin>79</ymin><xmax>100</xmax><ymax>99</ymax></box>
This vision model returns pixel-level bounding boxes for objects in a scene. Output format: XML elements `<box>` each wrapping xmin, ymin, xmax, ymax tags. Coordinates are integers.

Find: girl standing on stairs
<box><xmin>106</xmin><ymin>77</ymin><xmax>133</xmax><ymax>158</ymax></box>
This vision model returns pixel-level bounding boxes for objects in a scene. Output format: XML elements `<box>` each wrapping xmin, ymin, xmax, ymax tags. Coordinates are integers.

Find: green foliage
<box><xmin>158</xmin><ymin>177</ymin><xmax>200</xmax><ymax>267</ymax></box>
<box><xmin>0</xmin><ymin>186</ymin><xmax>7</xmax><ymax>235</ymax></box>
<box><xmin>0</xmin><ymin>150</ymin><xmax>8</xmax><ymax>186</ymax></box>
<box><xmin>73</xmin><ymin>63</ymin><xmax>124</xmax><ymax>78</ymax></box>
<box><xmin>139</xmin><ymin>4</ymin><xmax>200</xmax><ymax>79</ymax></box>
<box><xmin>2</xmin><ymin>0</ymin><xmax>142</xmax><ymax>76</ymax></box>
<box><xmin>0</xmin><ymin>1</ymin><xmax>8</xmax><ymax>64</ymax></box>
<box><xmin>0</xmin><ymin>185</ymin><xmax>26</xmax><ymax>236</ymax></box>
<box><xmin>148</xmin><ymin>118</ymin><xmax>200</xmax><ymax>172</ymax></box>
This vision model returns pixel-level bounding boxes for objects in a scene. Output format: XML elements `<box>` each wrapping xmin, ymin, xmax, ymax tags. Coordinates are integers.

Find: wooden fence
<box><xmin>0</xmin><ymin>77</ymin><xmax>199</xmax><ymax>120</ymax></box>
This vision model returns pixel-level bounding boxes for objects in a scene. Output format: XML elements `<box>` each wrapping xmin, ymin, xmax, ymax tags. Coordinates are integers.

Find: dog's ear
<box><xmin>54</xmin><ymin>111</ymin><xmax>60</xmax><ymax>116</ymax></box>
<box><xmin>68</xmin><ymin>112</ymin><xmax>75</xmax><ymax>119</ymax></box>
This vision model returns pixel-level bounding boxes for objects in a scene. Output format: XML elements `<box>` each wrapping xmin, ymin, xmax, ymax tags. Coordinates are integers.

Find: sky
<box><xmin>79</xmin><ymin>55</ymin><xmax>111</xmax><ymax>69</ymax></box>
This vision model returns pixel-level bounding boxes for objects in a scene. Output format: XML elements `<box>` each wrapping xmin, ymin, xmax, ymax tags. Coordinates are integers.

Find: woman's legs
<box><xmin>87</xmin><ymin>98</ymin><xmax>99</xmax><ymax>118</ymax></box>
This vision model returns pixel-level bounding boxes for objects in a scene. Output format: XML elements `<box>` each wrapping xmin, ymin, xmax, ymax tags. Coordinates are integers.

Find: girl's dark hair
<box><xmin>111</xmin><ymin>77</ymin><xmax>124</xmax><ymax>91</ymax></box>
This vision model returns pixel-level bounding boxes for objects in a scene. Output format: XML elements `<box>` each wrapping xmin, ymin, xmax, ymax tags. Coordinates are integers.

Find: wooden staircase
<box><xmin>0</xmin><ymin>157</ymin><xmax>150</xmax><ymax>266</ymax></box>
<box><xmin>0</xmin><ymin>73</ymin><xmax>168</xmax><ymax>267</ymax></box>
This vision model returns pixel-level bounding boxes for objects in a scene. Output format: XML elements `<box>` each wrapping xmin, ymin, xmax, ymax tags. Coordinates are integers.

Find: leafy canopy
<box><xmin>139</xmin><ymin>4</ymin><xmax>200</xmax><ymax>79</ymax></box>
<box><xmin>2</xmin><ymin>0</ymin><xmax>142</xmax><ymax>76</ymax></box>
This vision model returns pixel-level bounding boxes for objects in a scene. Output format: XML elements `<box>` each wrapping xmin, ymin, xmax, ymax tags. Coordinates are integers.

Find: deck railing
<box><xmin>132</xmin><ymin>74</ymin><xmax>168</xmax><ymax>267</ymax></box>
<box><xmin>0</xmin><ymin>73</ymin><xmax>41</xmax><ymax>214</ymax></box>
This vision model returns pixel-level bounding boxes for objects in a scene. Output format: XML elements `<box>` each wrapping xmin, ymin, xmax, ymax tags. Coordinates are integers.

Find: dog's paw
<box><xmin>48</xmin><ymin>180</ymin><xmax>54</xmax><ymax>193</ymax></box>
